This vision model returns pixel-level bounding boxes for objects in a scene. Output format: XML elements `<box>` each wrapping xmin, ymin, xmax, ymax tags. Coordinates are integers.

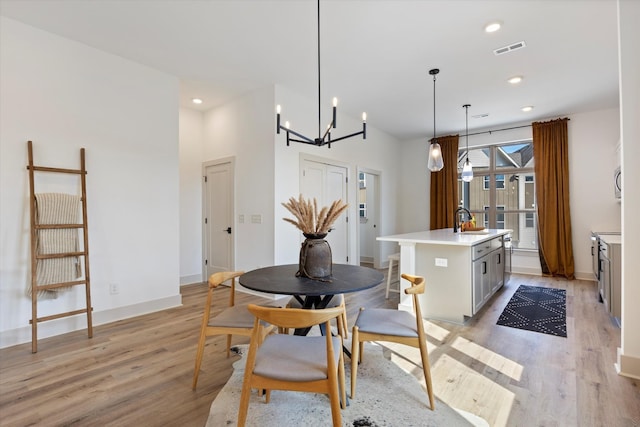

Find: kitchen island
<box><xmin>378</xmin><ymin>229</ymin><xmax>511</xmax><ymax>324</ymax></box>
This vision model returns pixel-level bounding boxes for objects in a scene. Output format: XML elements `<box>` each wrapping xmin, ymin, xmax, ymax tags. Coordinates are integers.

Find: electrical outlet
<box><xmin>435</xmin><ymin>258</ymin><xmax>448</xmax><ymax>267</ymax></box>
<box><xmin>109</xmin><ymin>283</ymin><xmax>119</xmax><ymax>295</ymax></box>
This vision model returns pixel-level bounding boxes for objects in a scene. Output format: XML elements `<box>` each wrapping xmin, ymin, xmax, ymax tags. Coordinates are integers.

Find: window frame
<box><xmin>458</xmin><ymin>140</ymin><xmax>537</xmax><ymax>250</ymax></box>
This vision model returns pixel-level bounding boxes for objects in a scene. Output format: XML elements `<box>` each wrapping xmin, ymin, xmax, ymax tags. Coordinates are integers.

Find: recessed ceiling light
<box><xmin>508</xmin><ymin>76</ymin><xmax>523</xmax><ymax>84</ymax></box>
<box><xmin>485</xmin><ymin>22</ymin><xmax>502</xmax><ymax>33</ymax></box>
<box><xmin>521</xmin><ymin>106</ymin><xmax>534</xmax><ymax>112</ymax></box>
<box><xmin>192</xmin><ymin>98</ymin><xmax>203</xmax><ymax>104</ymax></box>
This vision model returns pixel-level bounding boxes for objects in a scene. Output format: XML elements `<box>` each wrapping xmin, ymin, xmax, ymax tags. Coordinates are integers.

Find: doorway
<box><xmin>202</xmin><ymin>157</ymin><xmax>235</xmax><ymax>279</ymax></box>
<box><xmin>357</xmin><ymin>169</ymin><xmax>381</xmax><ymax>268</ymax></box>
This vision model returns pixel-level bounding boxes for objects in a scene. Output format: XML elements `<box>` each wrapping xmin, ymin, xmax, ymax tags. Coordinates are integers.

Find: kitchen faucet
<box><xmin>453</xmin><ymin>207</ymin><xmax>473</xmax><ymax>233</ymax></box>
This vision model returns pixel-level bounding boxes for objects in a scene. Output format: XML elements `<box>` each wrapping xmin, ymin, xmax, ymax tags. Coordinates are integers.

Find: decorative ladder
<box><xmin>27</xmin><ymin>140</ymin><xmax>93</xmax><ymax>353</ymax></box>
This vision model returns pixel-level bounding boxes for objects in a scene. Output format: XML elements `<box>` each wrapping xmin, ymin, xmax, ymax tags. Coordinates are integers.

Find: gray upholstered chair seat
<box><xmin>253</xmin><ymin>334</ymin><xmax>342</xmax><ymax>382</ymax></box>
<box><xmin>354</xmin><ymin>308</ymin><xmax>419</xmax><ymax>338</ymax></box>
<box><xmin>210</xmin><ymin>300</ymin><xmax>286</xmax><ymax>328</ymax></box>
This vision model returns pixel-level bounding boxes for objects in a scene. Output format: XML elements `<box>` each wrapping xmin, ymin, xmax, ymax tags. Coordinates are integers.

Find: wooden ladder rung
<box><xmin>36</xmin><ymin>224</ymin><xmax>85</xmax><ymax>230</ymax></box>
<box><xmin>36</xmin><ymin>251</ymin><xmax>86</xmax><ymax>260</ymax></box>
<box><xmin>27</xmin><ymin>165</ymin><xmax>86</xmax><ymax>175</ymax></box>
<box><xmin>36</xmin><ymin>280</ymin><xmax>87</xmax><ymax>291</ymax></box>
<box><xmin>30</xmin><ymin>307</ymin><xmax>93</xmax><ymax>324</ymax></box>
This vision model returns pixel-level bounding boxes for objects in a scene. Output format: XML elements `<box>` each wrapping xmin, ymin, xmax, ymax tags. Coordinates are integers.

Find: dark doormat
<box><xmin>497</xmin><ymin>285</ymin><xmax>567</xmax><ymax>337</ymax></box>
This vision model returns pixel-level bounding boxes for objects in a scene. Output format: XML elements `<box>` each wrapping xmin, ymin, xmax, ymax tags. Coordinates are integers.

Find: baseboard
<box><xmin>510</xmin><ymin>267</ymin><xmax>593</xmax><ymax>281</ymax></box>
<box><xmin>0</xmin><ymin>294</ymin><xmax>182</xmax><ymax>349</ymax></box>
<box><xmin>180</xmin><ymin>274</ymin><xmax>202</xmax><ymax>285</ymax></box>
<box><xmin>511</xmin><ymin>266</ymin><xmax>541</xmax><ymax>276</ymax></box>
<box><xmin>616</xmin><ymin>348</ymin><xmax>640</xmax><ymax>380</ymax></box>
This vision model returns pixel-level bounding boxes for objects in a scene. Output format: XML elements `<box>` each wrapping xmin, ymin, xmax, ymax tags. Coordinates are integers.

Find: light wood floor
<box><xmin>1</xmin><ymin>272</ymin><xmax>638</xmax><ymax>426</ymax></box>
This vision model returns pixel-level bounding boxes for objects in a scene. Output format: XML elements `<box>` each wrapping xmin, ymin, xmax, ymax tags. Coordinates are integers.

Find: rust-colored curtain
<box><xmin>429</xmin><ymin>135</ymin><xmax>459</xmax><ymax>230</ymax></box>
<box><xmin>532</xmin><ymin>118</ymin><xmax>575</xmax><ymax>279</ymax></box>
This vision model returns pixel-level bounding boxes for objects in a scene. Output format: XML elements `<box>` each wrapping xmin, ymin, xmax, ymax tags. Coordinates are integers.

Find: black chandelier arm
<box><xmin>325</xmin><ymin>127</ymin><xmax>366</xmax><ymax>144</ymax></box>
<box><xmin>279</xmin><ymin>126</ymin><xmax>315</xmax><ymax>144</ymax></box>
<box><xmin>288</xmin><ymin>137</ymin><xmax>322</xmax><ymax>145</ymax></box>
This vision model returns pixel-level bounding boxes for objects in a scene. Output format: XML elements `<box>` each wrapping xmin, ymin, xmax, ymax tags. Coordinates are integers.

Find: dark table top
<box><xmin>239</xmin><ymin>264</ymin><xmax>384</xmax><ymax>296</ymax></box>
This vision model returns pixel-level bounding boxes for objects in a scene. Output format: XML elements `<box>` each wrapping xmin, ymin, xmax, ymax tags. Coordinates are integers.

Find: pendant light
<box><xmin>461</xmin><ymin>104</ymin><xmax>474</xmax><ymax>182</ymax></box>
<box><xmin>427</xmin><ymin>68</ymin><xmax>444</xmax><ymax>172</ymax></box>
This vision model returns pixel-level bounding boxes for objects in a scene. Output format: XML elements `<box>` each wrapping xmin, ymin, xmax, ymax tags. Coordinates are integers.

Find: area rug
<box><xmin>497</xmin><ymin>285</ymin><xmax>567</xmax><ymax>337</ymax></box>
<box><xmin>206</xmin><ymin>343</ymin><xmax>488</xmax><ymax>427</ymax></box>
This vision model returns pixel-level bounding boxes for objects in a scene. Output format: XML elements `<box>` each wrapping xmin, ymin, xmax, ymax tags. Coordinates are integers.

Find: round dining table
<box><xmin>239</xmin><ymin>263</ymin><xmax>384</xmax><ymax>336</ymax></box>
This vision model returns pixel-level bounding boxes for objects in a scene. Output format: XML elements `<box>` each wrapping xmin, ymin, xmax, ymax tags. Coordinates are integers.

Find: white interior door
<box><xmin>301</xmin><ymin>159</ymin><xmax>349</xmax><ymax>264</ymax></box>
<box><xmin>358</xmin><ymin>170</ymin><xmax>381</xmax><ymax>267</ymax></box>
<box><xmin>203</xmin><ymin>160</ymin><xmax>234</xmax><ymax>278</ymax></box>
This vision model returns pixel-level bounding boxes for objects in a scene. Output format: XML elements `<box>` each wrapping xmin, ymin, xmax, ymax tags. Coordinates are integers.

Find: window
<box><xmin>484</xmin><ymin>174</ymin><xmax>505</xmax><ymax>190</ymax></box>
<box><xmin>525</xmin><ymin>212</ymin><xmax>534</xmax><ymax>228</ymax></box>
<box><xmin>458</xmin><ymin>141</ymin><xmax>537</xmax><ymax>250</ymax></box>
<box><xmin>358</xmin><ymin>172</ymin><xmax>366</xmax><ymax>189</ymax></box>
<box><xmin>359</xmin><ymin>203</ymin><xmax>367</xmax><ymax>218</ymax></box>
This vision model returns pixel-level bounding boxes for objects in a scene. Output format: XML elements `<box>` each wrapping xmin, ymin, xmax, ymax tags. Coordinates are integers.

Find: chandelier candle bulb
<box><xmin>332</xmin><ymin>97</ymin><xmax>337</xmax><ymax>128</ymax></box>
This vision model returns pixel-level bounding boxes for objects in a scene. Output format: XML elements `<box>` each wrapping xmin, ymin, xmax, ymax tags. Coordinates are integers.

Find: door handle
<box><xmin>223</xmin><ymin>227</ymin><xmax>232</xmax><ymax>234</ymax></box>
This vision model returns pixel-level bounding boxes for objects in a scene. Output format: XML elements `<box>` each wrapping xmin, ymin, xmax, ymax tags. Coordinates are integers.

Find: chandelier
<box><xmin>275</xmin><ymin>0</ymin><xmax>366</xmax><ymax>148</ymax></box>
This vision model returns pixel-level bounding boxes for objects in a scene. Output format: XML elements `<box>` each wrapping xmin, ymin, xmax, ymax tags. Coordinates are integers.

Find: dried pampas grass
<box><xmin>282</xmin><ymin>194</ymin><xmax>348</xmax><ymax>235</ymax></box>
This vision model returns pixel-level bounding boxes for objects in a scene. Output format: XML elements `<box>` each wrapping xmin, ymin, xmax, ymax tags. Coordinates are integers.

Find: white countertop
<box><xmin>377</xmin><ymin>228</ymin><xmax>512</xmax><ymax>247</ymax></box>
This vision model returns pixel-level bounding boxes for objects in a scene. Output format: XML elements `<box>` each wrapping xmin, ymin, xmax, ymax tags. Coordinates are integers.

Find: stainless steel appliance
<box><xmin>504</xmin><ymin>233</ymin><xmax>512</xmax><ymax>283</ymax></box>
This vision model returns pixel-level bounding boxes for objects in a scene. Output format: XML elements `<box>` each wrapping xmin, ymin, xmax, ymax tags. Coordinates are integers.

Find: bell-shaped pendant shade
<box><xmin>461</xmin><ymin>158</ymin><xmax>474</xmax><ymax>182</ymax></box>
<box><xmin>427</xmin><ymin>141</ymin><xmax>444</xmax><ymax>172</ymax></box>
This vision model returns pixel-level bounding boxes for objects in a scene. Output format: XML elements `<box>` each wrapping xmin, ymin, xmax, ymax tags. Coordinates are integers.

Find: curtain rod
<box><xmin>465</xmin><ymin>118</ymin><xmax>570</xmax><ymax>137</ymax></box>
<box><xmin>466</xmin><ymin>124</ymin><xmax>531</xmax><ymax>137</ymax></box>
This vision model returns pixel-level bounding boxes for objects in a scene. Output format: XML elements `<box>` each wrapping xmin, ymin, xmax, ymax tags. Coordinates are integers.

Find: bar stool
<box><xmin>386</xmin><ymin>253</ymin><xmax>401</xmax><ymax>299</ymax></box>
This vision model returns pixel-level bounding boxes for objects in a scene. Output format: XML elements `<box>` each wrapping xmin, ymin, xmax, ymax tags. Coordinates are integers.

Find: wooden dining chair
<box><xmin>285</xmin><ymin>294</ymin><xmax>349</xmax><ymax>338</ymax></box>
<box><xmin>238</xmin><ymin>304</ymin><xmax>346</xmax><ymax>427</ymax></box>
<box><xmin>192</xmin><ymin>271</ymin><xmax>278</xmax><ymax>390</ymax></box>
<box><xmin>350</xmin><ymin>273</ymin><xmax>435</xmax><ymax>410</ymax></box>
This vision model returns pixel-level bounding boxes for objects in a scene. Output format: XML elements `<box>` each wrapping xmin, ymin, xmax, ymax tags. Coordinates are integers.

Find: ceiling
<box><xmin>0</xmin><ymin>0</ymin><xmax>620</xmax><ymax>141</ymax></box>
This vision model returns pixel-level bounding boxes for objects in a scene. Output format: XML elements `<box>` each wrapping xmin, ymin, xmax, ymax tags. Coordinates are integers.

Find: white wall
<box><xmin>399</xmin><ymin>109</ymin><xmax>621</xmax><ymax>280</ymax></box>
<box><xmin>179</xmin><ymin>108</ymin><xmax>204</xmax><ymax>284</ymax></box>
<box><xmin>0</xmin><ymin>18</ymin><xmax>181</xmax><ymax>348</ymax></box>
<box><xmin>617</xmin><ymin>0</ymin><xmax>640</xmax><ymax>379</ymax></box>
<box><xmin>202</xmin><ymin>86</ymin><xmax>276</xmax><ymax>273</ymax></box>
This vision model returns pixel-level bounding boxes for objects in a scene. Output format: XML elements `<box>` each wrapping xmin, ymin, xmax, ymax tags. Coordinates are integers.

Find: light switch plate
<box><xmin>435</xmin><ymin>258</ymin><xmax>448</xmax><ymax>267</ymax></box>
<box><xmin>251</xmin><ymin>214</ymin><xmax>262</xmax><ymax>224</ymax></box>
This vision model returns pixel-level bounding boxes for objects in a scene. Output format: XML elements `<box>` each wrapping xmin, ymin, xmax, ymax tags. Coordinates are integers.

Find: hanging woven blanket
<box><xmin>29</xmin><ymin>193</ymin><xmax>82</xmax><ymax>299</ymax></box>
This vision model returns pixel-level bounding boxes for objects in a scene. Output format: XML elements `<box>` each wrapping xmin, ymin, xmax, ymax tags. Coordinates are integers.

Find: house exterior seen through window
<box><xmin>458</xmin><ymin>141</ymin><xmax>537</xmax><ymax>250</ymax></box>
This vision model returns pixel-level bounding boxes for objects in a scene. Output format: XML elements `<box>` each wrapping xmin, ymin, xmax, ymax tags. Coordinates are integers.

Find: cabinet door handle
<box><xmin>497</xmin><ymin>253</ymin><xmax>501</xmax><ymax>265</ymax></box>
<box><xmin>483</xmin><ymin>261</ymin><xmax>487</xmax><ymax>275</ymax></box>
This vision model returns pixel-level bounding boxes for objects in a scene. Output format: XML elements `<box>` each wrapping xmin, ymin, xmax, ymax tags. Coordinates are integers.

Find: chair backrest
<box><xmin>401</xmin><ymin>273</ymin><xmax>426</xmax><ymax>334</ymax></box>
<box><xmin>247</xmin><ymin>304</ymin><xmax>344</xmax><ymax>330</ymax></box>
<box><xmin>208</xmin><ymin>270</ymin><xmax>244</xmax><ymax>307</ymax></box>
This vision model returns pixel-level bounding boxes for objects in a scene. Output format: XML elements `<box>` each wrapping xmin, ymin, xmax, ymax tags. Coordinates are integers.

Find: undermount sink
<box><xmin>461</xmin><ymin>230</ymin><xmax>489</xmax><ymax>234</ymax></box>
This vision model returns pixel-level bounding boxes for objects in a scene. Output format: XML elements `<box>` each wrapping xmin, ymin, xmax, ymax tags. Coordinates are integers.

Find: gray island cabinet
<box><xmin>378</xmin><ymin>229</ymin><xmax>511</xmax><ymax>324</ymax></box>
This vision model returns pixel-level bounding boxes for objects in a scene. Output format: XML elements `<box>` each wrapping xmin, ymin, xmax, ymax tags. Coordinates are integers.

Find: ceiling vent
<box><xmin>493</xmin><ymin>41</ymin><xmax>526</xmax><ymax>56</ymax></box>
